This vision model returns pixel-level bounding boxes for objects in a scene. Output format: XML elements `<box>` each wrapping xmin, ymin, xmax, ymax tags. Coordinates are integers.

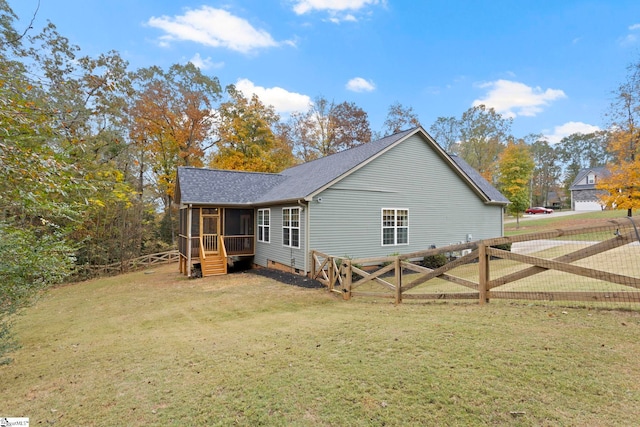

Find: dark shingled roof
<box><xmin>256</xmin><ymin>128</ymin><xmax>416</xmax><ymax>203</ymax></box>
<box><xmin>450</xmin><ymin>154</ymin><xmax>510</xmax><ymax>204</ymax></box>
<box><xmin>176</xmin><ymin>168</ymin><xmax>286</xmax><ymax>205</ymax></box>
<box><xmin>175</xmin><ymin>127</ymin><xmax>509</xmax><ymax>206</ymax></box>
<box><xmin>569</xmin><ymin>166</ymin><xmax>609</xmax><ymax>191</ymax></box>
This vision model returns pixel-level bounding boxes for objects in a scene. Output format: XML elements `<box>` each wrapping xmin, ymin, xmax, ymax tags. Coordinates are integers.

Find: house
<box><xmin>174</xmin><ymin>126</ymin><xmax>509</xmax><ymax>277</ymax></box>
<box><xmin>569</xmin><ymin>167</ymin><xmax>609</xmax><ymax>211</ymax></box>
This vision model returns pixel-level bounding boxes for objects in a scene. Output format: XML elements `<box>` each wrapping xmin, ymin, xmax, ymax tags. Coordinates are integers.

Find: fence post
<box><xmin>344</xmin><ymin>259</ymin><xmax>352</xmax><ymax>300</ymax></box>
<box><xmin>328</xmin><ymin>255</ymin><xmax>334</xmax><ymax>292</ymax></box>
<box><xmin>478</xmin><ymin>242</ymin><xmax>489</xmax><ymax>305</ymax></box>
<box><xmin>394</xmin><ymin>256</ymin><xmax>402</xmax><ymax>305</ymax></box>
<box><xmin>310</xmin><ymin>251</ymin><xmax>316</xmax><ymax>281</ymax></box>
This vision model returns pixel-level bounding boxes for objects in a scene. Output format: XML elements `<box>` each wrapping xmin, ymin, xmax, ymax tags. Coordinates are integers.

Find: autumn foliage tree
<box><xmin>131</xmin><ymin>64</ymin><xmax>221</xmax><ymax>211</ymax></box>
<box><xmin>597</xmin><ymin>59</ymin><xmax>640</xmax><ymax>216</ymax></box>
<box><xmin>210</xmin><ymin>85</ymin><xmax>294</xmax><ymax>172</ymax></box>
<box><xmin>497</xmin><ymin>139</ymin><xmax>534</xmax><ymax>227</ymax></box>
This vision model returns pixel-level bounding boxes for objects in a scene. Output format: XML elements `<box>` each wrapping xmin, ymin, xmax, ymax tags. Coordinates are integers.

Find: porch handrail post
<box><xmin>219</xmin><ymin>234</ymin><xmax>227</xmax><ymax>259</ymax></box>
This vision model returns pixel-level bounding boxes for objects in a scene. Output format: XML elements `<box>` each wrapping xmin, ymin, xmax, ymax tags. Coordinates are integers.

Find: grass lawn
<box><xmin>504</xmin><ymin>209</ymin><xmax>637</xmax><ymax>236</ymax></box>
<box><xmin>2</xmin><ymin>264</ymin><xmax>640</xmax><ymax>426</ymax></box>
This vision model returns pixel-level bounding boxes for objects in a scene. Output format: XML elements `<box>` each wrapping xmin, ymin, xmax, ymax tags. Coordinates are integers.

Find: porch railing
<box><xmin>223</xmin><ymin>235</ymin><xmax>255</xmax><ymax>255</ymax></box>
<box><xmin>181</xmin><ymin>234</ymin><xmax>254</xmax><ymax>259</ymax></box>
<box><xmin>202</xmin><ymin>234</ymin><xmax>218</xmax><ymax>253</ymax></box>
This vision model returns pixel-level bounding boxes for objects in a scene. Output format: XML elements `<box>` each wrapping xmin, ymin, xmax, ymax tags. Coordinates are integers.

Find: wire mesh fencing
<box><xmin>311</xmin><ymin>217</ymin><xmax>640</xmax><ymax>310</ymax></box>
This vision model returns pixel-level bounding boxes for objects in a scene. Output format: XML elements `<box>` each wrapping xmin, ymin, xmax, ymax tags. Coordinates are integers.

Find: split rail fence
<box><xmin>311</xmin><ymin>217</ymin><xmax>640</xmax><ymax>308</ymax></box>
<box><xmin>75</xmin><ymin>250</ymin><xmax>180</xmax><ymax>279</ymax></box>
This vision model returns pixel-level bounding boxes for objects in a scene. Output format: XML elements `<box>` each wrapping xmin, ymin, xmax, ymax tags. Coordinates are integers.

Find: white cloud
<box><xmin>543</xmin><ymin>121</ymin><xmax>601</xmax><ymax>144</ymax></box>
<box><xmin>188</xmin><ymin>53</ymin><xmax>223</xmax><ymax>70</ymax></box>
<box><xmin>346</xmin><ymin>77</ymin><xmax>375</xmax><ymax>92</ymax></box>
<box><xmin>148</xmin><ymin>6</ymin><xmax>279</xmax><ymax>53</ymax></box>
<box><xmin>473</xmin><ymin>79</ymin><xmax>566</xmax><ymax>118</ymax></box>
<box><xmin>292</xmin><ymin>0</ymin><xmax>383</xmax><ymax>22</ymax></box>
<box><xmin>235</xmin><ymin>78</ymin><xmax>312</xmax><ymax>114</ymax></box>
<box><xmin>619</xmin><ymin>23</ymin><xmax>640</xmax><ymax>46</ymax></box>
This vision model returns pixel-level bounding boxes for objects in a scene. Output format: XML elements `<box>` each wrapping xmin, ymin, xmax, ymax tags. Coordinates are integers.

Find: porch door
<box><xmin>201</xmin><ymin>208</ymin><xmax>220</xmax><ymax>254</ymax></box>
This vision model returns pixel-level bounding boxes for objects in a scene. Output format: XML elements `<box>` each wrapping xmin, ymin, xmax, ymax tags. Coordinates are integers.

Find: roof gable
<box><xmin>257</xmin><ymin>127</ymin><xmax>417</xmax><ymax>203</ymax></box>
<box><xmin>175</xmin><ymin>126</ymin><xmax>508</xmax><ymax>206</ymax></box>
<box><xmin>569</xmin><ymin>166</ymin><xmax>608</xmax><ymax>190</ymax></box>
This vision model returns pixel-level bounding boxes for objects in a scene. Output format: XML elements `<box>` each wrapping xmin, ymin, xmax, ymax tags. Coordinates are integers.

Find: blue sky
<box><xmin>10</xmin><ymin>0</ymin><xmax>640</xmax><ymax>143</ymax></box>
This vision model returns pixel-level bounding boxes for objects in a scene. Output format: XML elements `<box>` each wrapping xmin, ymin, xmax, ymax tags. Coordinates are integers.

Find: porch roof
<box><xmin>175</xmin><ymin>168</ymin><xmax>286</xmax><ymax>205</ymax></box>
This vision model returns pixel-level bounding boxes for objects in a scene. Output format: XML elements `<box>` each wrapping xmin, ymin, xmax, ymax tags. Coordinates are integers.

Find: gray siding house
<box><xmin>569</xmin><ymin>167</ymin><xmax>609</xmax><ymax>211</ymax></box>
<box><xmin>175</xmin><ymin>127</ymin><xmax>508</xmax><ymax>277</ymax></box>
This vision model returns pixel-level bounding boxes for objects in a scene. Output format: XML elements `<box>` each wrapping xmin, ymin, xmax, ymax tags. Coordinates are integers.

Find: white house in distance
<box><xmin>569</xmin><ymin>167</ymin><xmax>609</xmax><ymax>211</ymax></box>
<box><xmin>174</xmin><ymin>127</ymin><xmax>509</xmax><ymax>277</ymax></box>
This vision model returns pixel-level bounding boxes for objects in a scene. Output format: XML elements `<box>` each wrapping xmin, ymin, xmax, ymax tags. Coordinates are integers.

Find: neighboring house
<box><xmin>569</xmin><ymin>167</ymin><xmax>609</xmax><ymax>211</ymax></box>
<box><xmin>174</xmin><ymin>126</ymin><xmax>509</xmax><ymax>277</ymax></box>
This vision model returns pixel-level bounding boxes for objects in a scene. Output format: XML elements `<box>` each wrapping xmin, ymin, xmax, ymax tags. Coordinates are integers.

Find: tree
<box><xmin>382</xmin><ymin>102</ymin><xmax>420</xmax><ymax>135</ymax></box>
<box><xmin>211</xmin><ymin>86</ymin><xmax>294</xmax><ymax>172</ymax></box>
<box><xmin>555</xmin><ymin>131</ymin><xmax>611</xmax><ymax>184</ymax></box>
<box><xmin>130</xmin><ymin>63</ymin><xmax>222</xmax><ymax>211</ymax></box>
<box><xmin>285</xmin><ymin>96</ymin><xmax>371</xmax><ymax>161</ymax></box>
<box><xmin>0</xmin><ymin>1</ymin><xmax>86</xmax><ymax>362</ymax></box>
<box><xmin>530</xmin><ymin>139</ymin><xmax>562</xmax><ymax>207</ymax></box>
<box><xmin>0</xmin><ymin>224</ymin><xmax>76</xmax><ymax>364</ymax></box>
<box><xmin>430</xmin><ymin>106</ymin><xmax>512</xmax><ymax>180</ymax></box>
<box><xmin>497</xmin><ymin>139</ymin><xmax>534</xmax><ymax>227</ymax></box>
<box><xmin>429</xmin><ymin>116</ymin><xmax>460</xmax><ymax>153</ymax></box>
<box><xmin>597</xmin><ymin>59</ymin><xmax>640</xmax><ymax>216</ymax></box>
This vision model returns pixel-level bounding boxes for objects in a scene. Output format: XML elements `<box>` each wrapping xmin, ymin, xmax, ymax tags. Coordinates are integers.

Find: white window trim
<box><xmin>381</xmin><ymin>208</ymin><xmax>409</xmax><ymax>246</ymax></box>
<box><xmin>282</xmin><ymin>207</ymin><xmax>301</xmax><ymax>249</ymax></box>
<box><xmin>257</xmin><ymin>208</ymin><xmax>270</xmax><ymax>243</ymax></box>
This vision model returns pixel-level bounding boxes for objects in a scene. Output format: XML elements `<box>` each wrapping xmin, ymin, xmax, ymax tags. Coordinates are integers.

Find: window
<box><xmin>587</xmin><ymin>174</ymin><xmax>595</xmax><ymax>185</ymax></box>
<box><xmin>282</xmin><ymin>207</ymin><xmax>300</xmax><ymax>248</ymax></box>
<box><xmin>257</xmin><ymin>209</ymin><xmax>270</xmax><ymax>243</ymax></box>
<box><xmin>382</xmin><ymin>209</ymin><xmax>409</xmax><ymax>246</ymax></box>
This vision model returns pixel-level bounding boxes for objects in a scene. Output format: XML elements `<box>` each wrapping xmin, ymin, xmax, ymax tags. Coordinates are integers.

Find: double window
<box><xmin>257</xmin><ymin>209</ymin><xmax>270</xmax><ymax>243</ymax></box>
<box><xmin>282</xmin><ymin>207</ymin><xmax>300</xmax><ymax>248</ymax></box>
<box><xmin>382</xmin><ymin>208</ymin><xmax>409</xmax><ymax>246</ymax></box>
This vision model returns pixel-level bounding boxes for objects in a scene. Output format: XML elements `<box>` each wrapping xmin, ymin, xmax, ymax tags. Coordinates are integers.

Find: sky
<box><xmin>9</xmin><ymin>0</ymin><xmax>640</xmax><ymax>143</ymax></box>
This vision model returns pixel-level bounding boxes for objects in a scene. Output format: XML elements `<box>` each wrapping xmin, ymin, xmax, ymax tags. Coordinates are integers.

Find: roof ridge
<box><xmin>178</xmin><ymin>165</ymin><xmax>282</xmax><ymax>176</ymax></box>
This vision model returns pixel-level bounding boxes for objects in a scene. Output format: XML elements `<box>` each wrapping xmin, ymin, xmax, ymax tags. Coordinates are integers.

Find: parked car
<box><xmin>525</xmin><ymin>206</ymin><xmax>553</xmax><ymax>214</ymax></box>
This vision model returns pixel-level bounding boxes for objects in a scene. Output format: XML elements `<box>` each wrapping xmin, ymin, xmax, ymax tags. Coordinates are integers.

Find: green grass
<box><xmin>3</xmin><ymin>264</ymin><xmax>640</xmax><ymax>426</ymax></box>
<box><xmin>505</xmin><ymin>209</ymin><xmax>636</xmax><ymax>236</ymax></box>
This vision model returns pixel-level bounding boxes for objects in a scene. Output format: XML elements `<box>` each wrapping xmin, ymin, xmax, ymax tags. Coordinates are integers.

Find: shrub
<box><xmin>491</xmin><ymin>243</ymin><xmax>512</xmax><ymax>252</ymax></box>
<box><xmin>423</xmin><ymin>253</ymin><xmax>448</xmax><ymax>269</ymax></box>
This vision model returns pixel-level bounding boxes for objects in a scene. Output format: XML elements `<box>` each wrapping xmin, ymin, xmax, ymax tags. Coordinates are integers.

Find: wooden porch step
<box><xmin>201</xmin><ymin>254</ymin><xmax>227</xmax><ymax>276</ymax></box>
